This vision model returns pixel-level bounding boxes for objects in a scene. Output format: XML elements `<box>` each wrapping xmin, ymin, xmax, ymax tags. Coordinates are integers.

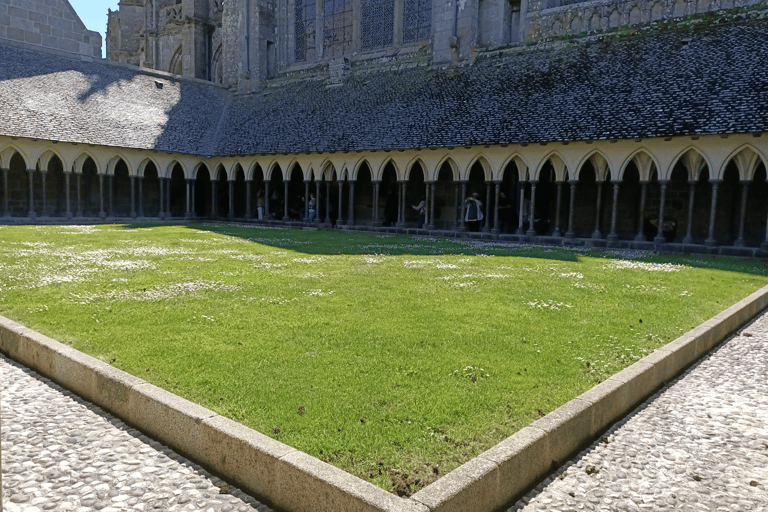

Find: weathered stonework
<box><xmin>0</xmin><ymin>0</ymin><xmax>101</xmax><ymax>58</ymax></box>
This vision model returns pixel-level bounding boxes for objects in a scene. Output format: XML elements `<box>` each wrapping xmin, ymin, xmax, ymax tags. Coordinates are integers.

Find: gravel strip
<box><xmin>1</xmin><ymin>355</ymin><xmax>274</xmax><ymax>512</ymax></box>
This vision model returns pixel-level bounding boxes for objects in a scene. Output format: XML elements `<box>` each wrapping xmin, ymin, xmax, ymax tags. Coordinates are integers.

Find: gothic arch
<box><xmin>500</xmin><ymin>154</ymin><xmax>530</xmax><ymax>180</ymax></box>
<box><xmin>374</xmin><ymin>158</ymin><xmax>400</xmax><ymax>181</ymax></box>
<box><xmin>668</xmin><ymin>147</ymin><xmax>712</xmax><ymax>181</ymax></box>
<box><xmin>619</xmin><ymin>149</ymin><xmax>659</xmax><ymax>181</ymax></box>
<box><xmin>73</xmin><ymin>152</ymin><xmax>101</xmax><ymax>175</ymax></box>
<box><xmin>211</xmin><ymin>44</ymin><xmax>223</xmax><ymax>84</ymax></box>
<box><xmin>166</xmin><ymin>160</ymin><xmax>188</xmax><ymax>179</ymax></box>
<box><xmin>169</xmin><ymin>46</ymin><xmax>183</xmax><ymax>75</ymax></box>
<box><xmin>434</xmin><ymin>155</ymin><xmax>459</xmax><ymax>181</ymax></box>
<box><xmin>465</xmin><ymin>155</ymin><xmax>492</xmax><ymax>181</ymax></box>
<box><xmin>138</xmin><ymin>157</ymin><xmax>161</xmax><ymax>178</ymax></box>
<box><xmin>535</xmin><ymin>151</ymin><xmax>568</xmax><ymax>180</ymax></box>
<box><xmin>38</xmin><ymin>148</ymin><xmax>70</xmax><ymax>175</ymax></box>
<box><xmin>405</xmin><ymin>156</ymin><xmax>428</xmax><ymax>180</ymax></box>
<box><xmin>0</xmin><ymin>145</ymin><xmax>30</xmax><ymax>170</ymax></box>
<box><xmin>721</xmin><ymin>145</ymin><xmax>767</xmax><ymax>181</ymax></box>
<box><xmin>351</xmin><ymin>158</ymin><xmax>371</xmax><ymax>181</ymax></box>
<box><xmin>106</xmin><ymin>154</ymin><xmax>132</xmax><ymax>176</ymax></box>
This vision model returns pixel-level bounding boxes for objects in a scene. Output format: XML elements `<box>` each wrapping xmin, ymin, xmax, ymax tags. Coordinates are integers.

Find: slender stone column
<box><xmin>457</xmin><ymin>181</ymin><xmax>466</xmax><ymax>231</ymax></box>
<box><xmin>565</xmin><ymin>180</ymin><xmax>577</xmax><ymax>238</ymax></box>
<box><xmin>454</xmin><ymin>183</ymin><xmax>460</xmax><ymax>230</ymax></box>
<box><xmin>99</xmin><ymin>175</ymin><xmax>106</xmax><ymax>219</ymax></box>
<box><xmin>40</xmin><ymin>171</ymin><xmax>47</xmax><ymax>218</ymax></box>
<box><xmin>303</xmin><ymin>181</ymin><xmax>309</xmax><ymax>221</ymax></box>
<box><xmin>734</xmin><ymin>180</ymin><xmax>750</xmax><ymax>247</ymax></box>
<box><xmin>372</xmin><ymin>180</ymin><xmax>381</xmax><ymax>226</ymax></box>
<box><xmin>264</xmin><ymin>181</ymin><xmax>271</xmax><ymax>220</ymax></box>
<box><xmin>138</xmin><ymin>176</ymin><xmax>144</xmax><ymax>218</ymax></box>
<box><xmin>27</xmin><ymin>169</ymin><xmax>36</xmax><ymax>219</ymax></box>
<box><xmin>396</xmin><ymin>181</ymin><xmax>404</xmax><ymax>226</ymax></box>
<box><xmin>165</xmin><ymin>178</ymin><xmax>171</xmax><ymax>218</ymax></box>
<box><xmin>158</xmin><ymin>177</ymin><xmax>164</xmax><ymax>219</ymax></box>
<box><xmin>526</xmin><ymin>180</ymin><xmax>538</xmax><ymax>237</ymax></box>
<box><xmin>229</xmin><ymin>180</ymin><xmax>235</xmax><ymax>219</ymax></box>
<box><xmin>482</xmin><ymin>181</ymin><xmax>491</xmax><ymax>233</ymax></box>
<box><xmin>592</xmin><ymin>180</ymin><xmax>604</xmax><ymax>239</ymax></box>
<box><xmin>682</xmin><ymin>181</ymin><xmax>696</xmax><ymax>244</ymax></box>
<box><xmin>492</xmin><ymin>181</ymin><xmax>501</xmax><ymax>235</ymax></box>
<box><xmin>705</xmin><ymin>179</ymin><xmax>722</xmax><ymax>247</ymax></box>
<box><xmin>185</xmin><ymin>179</ymin><xmax>192</xmax><ymax>219</ymax></box>
<box><xmin>191</xmin><ymin>182</ymin><xmax>196</xmax><ymax>217</ymax></box>
<box><xmin>324</xmin><ymin>181</ymin><xmax>331</xmax><ymax>224</ymax></box>
<box><xmin>607</xmin><ymin>181</ymin><xmax>621</xmax><ymax>242</ymax></box>
<box><xmin>65</xmin><ymin>172</ymin><xmax>72</xmax><ymax>219</ymax></box>
<box><xmin>109</xmin><ymin>175</ymin><xmax>114</xmax><ymax>218</ymax></box>
<box><xmin>76</xmin><ymin>173</ymin><xmax>83</xmax><ymax>217</ymax></box>
<box><xmin>129</xmin><ymin>176</ymin><xmax>136</xmax><ymax>219</ymax></box>
<box><xmin>635</xmin><ymin>181</ymin><xmax>648</xmax><ymax>241</ymax></box>
<box><xmin>552</xmin><ymin>181</ymin><xmax>563</xmax><ymax>237</ymax></box>
<box><xmin>2</xmin><ymin>168</ymin><xmax>9</xmax><ymax>217</ymax></box>
<box><xmin>284</xmin><ymin>180</ymin><xmax>290</xmax><ymax>220</ymax></box>
<box><xmin>245</xmin><ymin>180</ymin><xmax>253</xmax><ymax>219</ymax></box>
<box><xmin>314</xmin><ymin>180</ymin><xmax>321</xmax><ymax>224</ymax></box>
<box><xmin>427</xmin><ymin>182</ymin><xmax>436</xmax><ymax>230</ymax></box>
<box><xmin>762</xmin><ymin>179</ymin><xmax>768</xmax><ymax>250</ymax></box>
<box><xmin>211</xmin><ymin>181</ymin><xmax>217</xmax><ymax>218</ymax></box>
<box><xmin>653</xmin><ymin>180</ymin><xmax>669</xmax><ymax>244</ymax></box>
<box><xmin>348</xmin><ymin>181</ymin><xmax>356</xmax><ymax>225</ymax></box>
<box><xmin>337</xmin><ymin>180</ymin><xmax>344</xmax><ymax>226</ymax></box>
<box><xmin>516</xmin><ymin>183</ymin><xmax>526</xmax><ymax>235</ymax></box>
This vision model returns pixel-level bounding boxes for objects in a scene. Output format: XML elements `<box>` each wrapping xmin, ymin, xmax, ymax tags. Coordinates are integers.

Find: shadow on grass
<box><xmin>116</xmin><ymin>222</ymin><xmax>768</xmax><ymax>276</ymax></box>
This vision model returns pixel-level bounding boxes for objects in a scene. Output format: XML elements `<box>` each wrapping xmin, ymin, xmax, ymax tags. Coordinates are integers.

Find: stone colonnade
<box><xmin>2</xmin><ymin>134</ymin><xmax>768</xmax><ymax>253</ymax></box>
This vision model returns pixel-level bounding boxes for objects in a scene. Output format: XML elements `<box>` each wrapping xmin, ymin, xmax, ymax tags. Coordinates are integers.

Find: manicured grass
<box><xmin>1</xmin><ymin>223</ymin><xmax>766</xmax><ymax>494</ymax></box>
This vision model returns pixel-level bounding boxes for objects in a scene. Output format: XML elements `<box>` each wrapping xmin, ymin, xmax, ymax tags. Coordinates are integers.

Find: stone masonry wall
<box><xmin>525</xmin><ymin>0</ymin><xmax>764</xmax><ymax>40</ymax></box>
<box><xmin>0</xmin><ymin>0</ymin><xmax>102</xmax><ymax>58</ymax></box>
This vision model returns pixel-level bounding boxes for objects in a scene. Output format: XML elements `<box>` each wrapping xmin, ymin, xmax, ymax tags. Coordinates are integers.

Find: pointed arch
<box><xmin>668</xmin><ymin>147</ymin><xmax>712</xmax><ymax>181</ymax></box>
<box><xmin>0</xmin><ymin>145</ymin><xmax>30</xmax><ymax>170</ymax></box>
<box><xmin>106</xmin><ymin>154</ymin><xmax>132</xmax><ymax>176</ymax></box>
<box><xmin>137</xmin><ymin>157</ymin><xmax>161</xmax><ymax>178</ymax></box>
<box><xmin>534</xmin><ymin>151</ymin><xmax>568</xmax><ymax>180</ymax></box>
<box><xmin>245</xmin><ymin>161</ymin><xmax>263</xmax><ymax>181</ymax></box>
<box><xmin>373</xmin><ymin>158</ymin><xmax>399</xmax><ymax>181</ymax></box>
<box><xmin>166</xmin><ymin>160</ymin><xmax>188</xmax><ymax>179</ymax></box>
<box><xmin>619</xmin><ymin>149</ymin><xmax>659</xmax><ymax>181</ymax></box>
<box><xmin>721</xmin><ymin>144</ymin><xmax>767</xmax><ymax>181</ymax></box>
<box><xmin>169</xmin><ymin>45</ymin><xmax>183</xmax><ymax>75</ymax></box>
<box><xmin>265</xmin><ymin>161</ymin><xmax>283</xmax><ymax>181</ymax></box>
<box><xmin>72</xmin><ymin>151</ymin><xmax>101</xmax><ymax>175</ymax></box>
<box><xmin>434</xmin><ymin>155</ymin><xmax>459</xmax><ymax>182</ymax></box>
<box><xmin>574</xmin><ymin>150</ymin><xmax>612</xmax><ymax>181</ymax></box>
<box><xmin>38</xmin><ymin>148</ymin><xmax>70</xmax><ymax>175</ymax></box>
<box><xmin>405</xmin><ymin>156</ymin><xmax>428</xmax><ymax>181</ymax></box>
<box><xmin>465</xmin><ymin>154</ymin><xmax>492</xmax><ymax>181</ymax></box>
<box><xmin>500</xmin><ymin>154</ymin><xmax>530</xmax><ymax>181</ymax></box>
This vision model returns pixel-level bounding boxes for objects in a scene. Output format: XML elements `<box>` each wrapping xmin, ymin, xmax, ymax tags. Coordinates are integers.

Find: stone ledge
<box><xmin>1</xmin><ymin>283</ymin><xmax>767</xmax><ymax>512</ymax></box>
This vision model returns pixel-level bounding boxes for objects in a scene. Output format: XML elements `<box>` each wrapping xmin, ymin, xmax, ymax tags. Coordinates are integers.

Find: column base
<box><xmin>551</xmin><ymin>229</ymin><xmax>562</xmax><ymax>237</ymax></box>
<box><xmin>28</xmin><ymin>211</ymin><xmax>36</xmax><ymax>220</ymax></box>
<box><xmin>526</xmin><ymin>229</ymin><xmax>536</xmax><ymax>237</ymax></box>
<box><xmin>682</xmin><ymin>235</ymin><xmax>693</xmax><ymax>245</ymax></box>
<box><xmin>100</xmin><ymin>212</ymin><xmax>107</xmax><ymax>219</ymax></box>
<box><xmin>565</xmin><ymin>231</ymin><xmax>575</xmax><ymax>239</ymax></box>
<box><xmin>427</xmin><ymin>224</ymin><xmax>436</xmax><ymax>231</ymax></box>
<box><xmin>704</xmin><ymin>238</ymin><xmax>717</xmax><ymax>248</ymax></box>
<box><xmin>591</xmin><ymin>230</ymin><xmax>602</xmax><ymax>239</ymax></box>
<box><xmin>607</xmin><ymin>233</ymin><xmax>618</xmax><ymax>242</ymax></box>
<box><xmin>634</xmin><ymin>234</ymin><xmax>646</xmax><ymax>242</ymax></box>
<box><xmin>734</xmin><ymin>238</ymin><xmax>745</xmax><ymax>247</ymax></box>
<box><xmin>481</xmin><ymin>227</ymin><xmax>491</xmax><ymax>233</ymax></box>
<box><xmin>515</xmin><ymin>227</ymin><xmax>525</xmax><ymax>235</ymax></box>
<box><xmin>653</xmin><ymin>236</ymin><xmax>666</xmax><ymax>244</ymax></box>
<box><xmin>491</xmin><ymin>228</ymin><xmax>500</xmax><ymax>236</ymax></box>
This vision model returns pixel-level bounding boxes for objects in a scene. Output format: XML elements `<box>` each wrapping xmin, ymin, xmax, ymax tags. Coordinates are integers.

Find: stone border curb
<box><xmin>2</xmin><ymin>284</ymin><xmax>767</xmax><ymax>512</ymax></box>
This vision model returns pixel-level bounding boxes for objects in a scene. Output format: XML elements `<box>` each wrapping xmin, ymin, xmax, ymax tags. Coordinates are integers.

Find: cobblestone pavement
<box><xmin>1</xmin><ymin>355</ymin><xmax>275</xmax><ymax>512</ymax></box>
<box><xmin>508</xmin><ymin>312</ymin><xmax>768</xmax><ymax>511</ymax></box>
<box><xmin>4</xmin><ymin>312</ymin><xmax>768</xmax><ymax>512</ymax></box>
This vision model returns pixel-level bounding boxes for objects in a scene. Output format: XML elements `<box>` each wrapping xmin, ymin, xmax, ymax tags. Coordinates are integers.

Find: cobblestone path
<box><xmin>508</xmin><ymin>312</ymin><xmax>768</xmax><ymax>511</ymax></box>
<box><xmin>1</xmin><ymin>355</ymin><xmax>274</xmax><ymax>512</ymax></box>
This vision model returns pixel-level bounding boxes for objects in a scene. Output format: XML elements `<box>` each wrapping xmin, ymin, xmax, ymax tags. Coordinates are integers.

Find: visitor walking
<box><xmin>465</xmin><ymin>193</ymin><xmax>483</xmax><ymax>232</ymax></box>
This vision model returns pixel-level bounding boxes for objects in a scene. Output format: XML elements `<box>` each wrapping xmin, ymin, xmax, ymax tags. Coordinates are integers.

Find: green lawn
<box><xmin>1</xmin><ymin>223</ymin><xmax>766</xmax><ymax>495</ymax></box>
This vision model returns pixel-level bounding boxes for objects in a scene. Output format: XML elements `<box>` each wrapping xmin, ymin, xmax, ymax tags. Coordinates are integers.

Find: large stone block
<box><xmin>477</xmin><ymin>426</ymin><xmax>550</xmax><ymax>507</ymax></box>
<box><xmin>411</xmin><ymin>457</ymin><xmax>499</xmax><ymax>512</ymax></box>
<box><xmin>528</xmin><ymin>397</ymin><xmax>595</xmax><ymax>466</ymax></box>
<box><xmin>127</xmin><ymin>382</ymin><xmax>216</xmax><ymax>463</ymax></box>
<box><xmin>605</xmin><ymin>360</ymin><xmax>659</xmax><ymax>411</ymax></box>
<box><xmin>577</xmin><ymin>377</ymin><xmax>629</xmax><ymax>431</ymax></box>
<box><xmin>275</xmin><ymin>451</ymin><xmax>425</xmax><ymax>512</ymax></box>
<box><xmin>200</xmin><ymin>414</ymin><xmax>296</xmax><ymax>507</ymax></box>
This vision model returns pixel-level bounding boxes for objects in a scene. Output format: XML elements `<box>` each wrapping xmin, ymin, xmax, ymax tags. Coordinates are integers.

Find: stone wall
<box><xmin>525</xmin><ymin>0</ymin><xmax>765</xmax><ymax>40</ymax></box>
<box><xmin>0</xmin><ymin>0</ymin><xmax>102</xmax><ymax>58</ymax></box>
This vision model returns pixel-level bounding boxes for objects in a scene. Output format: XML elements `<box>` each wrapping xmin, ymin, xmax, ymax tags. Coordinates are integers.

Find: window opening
<box><xmin>403</xmin><ymin>0</ymin><xmax>431</xmax><ymax>44</ymax></box>
<box><xmin>323</xmin><ymin>0</ymin><xmax>354</xmax><ymax>57</ymax></box>
<box><xmin>361</xmin><ymin>0</ymin><xmax>394</xmax><ymax>50</ymax></box>
<box><xmin>295</xmin><ymin>0</ymin><xmax>317</xmax><ymax>61</ymax></box>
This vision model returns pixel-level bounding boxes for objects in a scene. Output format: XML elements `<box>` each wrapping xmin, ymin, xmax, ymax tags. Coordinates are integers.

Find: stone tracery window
<box><xmin>403</xmin><ymin>0</ymin><xmax>432</xmax><ymax>43</ymax></box>
<box><xmin>295</xmin><ymin>0</ymin><xmax>317</xmax><ymax>61</ymax></box>
<box><xmin>323</xmin><ymin>0</ymin><xmax>354</xmax><ymax>57</ymax></box>
<box><xmin>361</xmin><ymin>0</ymin><xmax>394</xmax><ymax>50</ymax></box>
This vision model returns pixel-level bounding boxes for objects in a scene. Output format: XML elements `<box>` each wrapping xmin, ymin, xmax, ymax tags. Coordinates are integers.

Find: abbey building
<box><xmin>2</xmin><ymin>0</ymin><xmax>768</xmax><ymax>256</ymax></box>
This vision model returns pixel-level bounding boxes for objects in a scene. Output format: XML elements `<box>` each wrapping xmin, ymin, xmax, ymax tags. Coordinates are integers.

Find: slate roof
<box><xmin>2</xmin><ymin>16</ymin><xmax>768</xmax><ymax>157</ymax></box>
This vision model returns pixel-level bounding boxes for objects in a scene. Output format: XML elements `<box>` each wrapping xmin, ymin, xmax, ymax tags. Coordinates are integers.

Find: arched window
<box><xmin>403</xmin><ymin>0</ymin><xmax>431</xmax><ymax>43</ymax></box>
<box><xmin>361</xmin><ymin>0</ymin><xmax>394</xmax><ymax>50</ymax></box>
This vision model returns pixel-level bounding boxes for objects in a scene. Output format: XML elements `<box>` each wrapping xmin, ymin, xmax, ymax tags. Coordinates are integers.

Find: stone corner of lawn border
<box><xmin>1</xmin><ymin>282</ymin><xmax>767</xmax><ymax>512</ymax></box>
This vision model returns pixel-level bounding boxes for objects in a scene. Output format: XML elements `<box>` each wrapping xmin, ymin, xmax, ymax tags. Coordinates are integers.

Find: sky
<box><xmin>68</xmin><ymin>0</ymin><xmax>120</xmax><ymax>55</ymax></box>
